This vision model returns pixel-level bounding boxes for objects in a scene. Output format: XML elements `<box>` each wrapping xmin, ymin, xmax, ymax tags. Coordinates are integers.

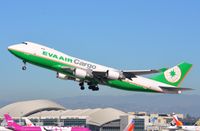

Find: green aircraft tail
<box><xmin>151</xmin><ymin>62</ymin><xmax>192</xmax><ymax>87</ymax></box>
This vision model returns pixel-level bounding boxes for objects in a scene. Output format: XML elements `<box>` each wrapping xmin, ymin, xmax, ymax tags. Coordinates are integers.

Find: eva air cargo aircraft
<box><xmin>8</xmin><ymin>42</ymin><xmax>193</xmax><ymax>93</ymax></box>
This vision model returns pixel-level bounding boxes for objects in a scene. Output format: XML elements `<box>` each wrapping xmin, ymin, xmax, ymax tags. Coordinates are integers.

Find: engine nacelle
<box><xmin>57</xmin><ymin>73</ymin><xmax>69</xmax><ymax>80</ymax></box>
<box><xmin>106</xmin><ymin>70</ymin><xmax>124</xmax><ymax>80</ymax></box>
<box><xmin>73</xmin><ymin>68</ymin><xmax>88</xmax><ymax>78</ymax></box>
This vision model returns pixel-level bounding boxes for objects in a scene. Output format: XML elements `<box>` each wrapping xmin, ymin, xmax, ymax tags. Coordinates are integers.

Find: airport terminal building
<box><xmin>0</xmin><ymin>100</ymin><xmax>178</xmax><ymax>131</ymax></box>
<box><xmin>0</xmin><ymin>100</ymin><xmax>130</xmax><ymax>131</ymax></box>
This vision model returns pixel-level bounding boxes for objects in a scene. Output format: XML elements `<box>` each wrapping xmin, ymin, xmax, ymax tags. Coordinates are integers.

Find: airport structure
<box><xmin>0</xmin><ymin>100</ymin><xmax>183</xmax><ymax>131</ymax></box>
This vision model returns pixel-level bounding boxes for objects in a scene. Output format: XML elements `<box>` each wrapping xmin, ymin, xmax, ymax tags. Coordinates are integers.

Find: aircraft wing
<box><xmin>123</xmin><ymin>69</ymin><xmax>160</xmax><ymax>75</ymax></box>
<box><xmin>60</xmin><ymin>66</ymin><xmax>160</xmax><ymax>80</ymax></box>
<box><xmin>92</xmin><ymin>69</ymin><xmax>160</xmax><ymax>80</ymax></box>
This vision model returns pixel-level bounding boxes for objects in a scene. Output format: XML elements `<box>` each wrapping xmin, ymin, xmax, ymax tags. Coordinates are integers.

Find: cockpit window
<box><xmin>22</xmin><ymin>42</ymin><xmax>28</xmax><ymax>45</ymax></box>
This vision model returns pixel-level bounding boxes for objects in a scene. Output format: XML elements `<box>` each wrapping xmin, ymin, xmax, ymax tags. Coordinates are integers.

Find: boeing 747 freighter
<box><xmin>8</xmin><ymin>41</ymin><xmax>193</xmax><ymax>93</ymax></box>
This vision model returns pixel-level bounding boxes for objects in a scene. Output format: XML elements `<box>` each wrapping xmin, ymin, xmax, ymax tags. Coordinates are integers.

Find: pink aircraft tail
<box><xmin>4</xmin><ymin>114</ymin><xmax>21</xmax><ymax>129</ymax></box>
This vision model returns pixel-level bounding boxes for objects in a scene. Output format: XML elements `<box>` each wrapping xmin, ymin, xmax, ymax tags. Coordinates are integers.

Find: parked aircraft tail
<box><xmin>4</xmin><ymin>114</ymin><xmax>21</xmax><ymax>129</ymax></box>
<box><xmin>172</xmin><ymin>115</ymin><xmax>183</xmax><ymax>127</ymax></box>
<box><xmin>124</xmin><ymin>119</ymin><xmax>135</xmax><ymax>131</ymax></box>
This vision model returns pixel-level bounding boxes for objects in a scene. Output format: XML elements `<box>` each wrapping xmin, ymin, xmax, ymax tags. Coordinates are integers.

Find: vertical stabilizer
<box><xmin>151</xmin><ymin>62</ymin><xmax>192</xmax><ymax>86</ymax></box>
<box><xmin>124</xmin><ymin>119</ymin><xmax>135</xmax><ymax>131</ymax></box>
<box><xmin>4</xmin><ymin>114</ymin><xmax>21</xmax><ymax>129</ymax></box>
<box><xmin>173</xmin><ymin>115</ymin><xmax>183</xmax><ymax>127</ymax></box>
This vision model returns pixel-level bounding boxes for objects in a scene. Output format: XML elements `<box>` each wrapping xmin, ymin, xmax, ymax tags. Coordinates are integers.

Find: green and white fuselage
<box><xmin>8</xmin><ymin>42</ymin><xmax>193</xmax><ymax>93</ymax></box>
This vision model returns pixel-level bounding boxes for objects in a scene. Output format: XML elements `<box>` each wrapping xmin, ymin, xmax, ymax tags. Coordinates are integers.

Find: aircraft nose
<box><xmin>8</xmin><ymin>44</ymin><xmax>21</xmax><ymax>54</ymax></box>
<box><xmin>8</xmin><ymin>45</ymin><xmax>15</xmax><ymax>51</ymax></box>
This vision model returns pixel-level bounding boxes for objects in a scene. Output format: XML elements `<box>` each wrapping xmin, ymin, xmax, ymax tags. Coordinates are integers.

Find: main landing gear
<box><xmin>89</xmin><ymin>86</ymin><xmax>99</xmax><ymax>91</ymax></box>
<box><xmin>79</xmin><ymin>82</ymin><xmax>99</xmax><ymax>91</ymax></box>
<box><xmin>79</xmin><ymin>82</ymin><xmax>85</xmax><ymax>90</ymax></box>
<box><xmin>88</xmin><ymin>82</ymin><xmax>99</xmax><ymax>91</ymax></box>
<box><xmin>22</xmin><ymin>60</ymin><xmax>27</xmax><ymax>70</ymax></box>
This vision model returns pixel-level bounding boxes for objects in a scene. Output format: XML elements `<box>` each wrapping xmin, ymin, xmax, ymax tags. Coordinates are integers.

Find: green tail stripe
<box><xmin>151</xmin><ymin>62</ymin><xmax>192</xmax><ymax>87</ymax></box>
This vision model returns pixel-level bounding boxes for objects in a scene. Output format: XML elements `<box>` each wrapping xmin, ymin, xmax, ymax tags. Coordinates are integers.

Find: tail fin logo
<box><xmin>164</xmin><ymin>66</ymin><xmax>182</xmax><ymax>83</ymax></box>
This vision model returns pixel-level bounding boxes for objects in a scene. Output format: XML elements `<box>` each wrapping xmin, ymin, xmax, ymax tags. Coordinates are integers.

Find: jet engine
<box><xmin>106</xmin><ymin>70</ymin><xmax>124</xmax><ymax>80</ymax></box>
<box><xmin>56</xmin><ymin>73</ymin><xmax>69</xmax><ymax>80</ymax></box>
<box><xmin>73</xmin><ymin>68</ymin><xmax>88</xmax><ymax>78</ymax></box>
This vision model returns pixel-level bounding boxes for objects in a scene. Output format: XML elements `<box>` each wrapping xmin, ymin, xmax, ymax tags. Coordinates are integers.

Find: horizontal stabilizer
<box><xmin>159</xmin><ymin>86</ymin><xmax>193</xmax><ymax>94</ymax></box>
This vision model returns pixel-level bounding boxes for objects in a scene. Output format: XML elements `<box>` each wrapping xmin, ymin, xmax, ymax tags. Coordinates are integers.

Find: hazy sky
<box><xmin>0</xmin><ymin>1</ymin><xmax>200</xmax><ymax>100</ymax></box>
